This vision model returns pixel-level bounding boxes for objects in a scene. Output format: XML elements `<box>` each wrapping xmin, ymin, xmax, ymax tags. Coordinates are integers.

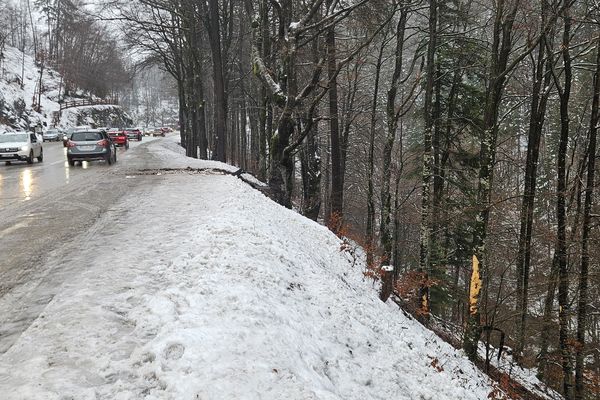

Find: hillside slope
<box><xmin>0</xmin><ymin>46</ymin><xmax>131</xmax><ymax>131</ymax></box>
<box><xmin>0</xmin><ymin>137</ymin><xmax>536</xmax><ymax>399</ymax></box>
<box><xmin>0</xmin><ymin>46</ymin><xmax>61</xmax><ymax>130</ymax></box>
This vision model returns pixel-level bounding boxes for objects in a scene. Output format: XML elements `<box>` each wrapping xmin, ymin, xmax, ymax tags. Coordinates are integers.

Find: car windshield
<box><xmin>71</xmin><ymin>131</ymin><xmax>103</xmax><ymax>141</ymax></box>
<box><xmin>0</xmin><ymin>134</ymin><xmax>28</xmax><ymax>143</ymax></box>
<box><xmin>45</xmin><ymin>130</ymin><xmax>58</xmax><ymax>134</ymax></box>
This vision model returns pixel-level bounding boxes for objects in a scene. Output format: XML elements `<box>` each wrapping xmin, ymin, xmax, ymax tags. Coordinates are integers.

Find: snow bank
<box><xmin>147</xmin><ymin>134</ymin><xmax>240</xmax><ymax>173</ymax></box>
<box><xmin>0</xmin><ymin>139</ymin><xmax>499</xmax><ymax>399</ymax></box>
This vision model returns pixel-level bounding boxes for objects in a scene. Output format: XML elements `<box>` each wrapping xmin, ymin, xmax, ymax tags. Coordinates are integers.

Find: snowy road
<box><xmin>0</xmin><ymin>136</ymin><xmax>161</xmax><ymax>353</ymax></box>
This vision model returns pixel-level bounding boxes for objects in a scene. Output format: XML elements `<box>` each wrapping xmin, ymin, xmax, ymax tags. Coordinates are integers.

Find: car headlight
<box><xmin>21</xmin><ymin>145</ymin><xmax>29</xmax><ymax>151</ymax></box>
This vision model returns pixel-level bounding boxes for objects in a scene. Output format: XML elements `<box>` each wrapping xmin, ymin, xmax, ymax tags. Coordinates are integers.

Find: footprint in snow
<box><xmin>163</xmin><ymin>343</ymin><xmax>185</xmax><ymax>360</ymax></box>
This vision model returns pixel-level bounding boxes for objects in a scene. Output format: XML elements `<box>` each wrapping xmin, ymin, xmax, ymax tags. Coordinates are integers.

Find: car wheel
<box><xmin>27</xmin><ymin>151</ymin><xmax>34</xmax><ymax>164</ymax></box>
<box><xmin>105</xmin><ymin>154</ymin><xmax>113</xmax><ymax>165</ymax></box>
<box><xmin>5</xmin><ymin>161</ymin><xmax>11</xmax><ymax>166</ymax></box>
<box><xmin>68</xmin><ymin>158</ymin><xmax>75</xmax><ymax>166</ymax></box>
<box><xmin>37</xmin><ymin>148</ymin><xmax>43</xmax><ymax>162</ymax></box>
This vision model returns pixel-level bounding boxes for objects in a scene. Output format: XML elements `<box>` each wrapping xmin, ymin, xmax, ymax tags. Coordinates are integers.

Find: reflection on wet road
<box><xmin>0</xmin><ymin>136</ymin><xmax>163</xmax><ymax>353</ymax></box>
<box><xmin>0</xmin><ymin>142</ymin><xmax>115</xmax><ymax>207</ymax></box>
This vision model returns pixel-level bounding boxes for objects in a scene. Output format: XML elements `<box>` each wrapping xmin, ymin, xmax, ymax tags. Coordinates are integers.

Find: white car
<box><xmin>42</xmin><ymin>128</ymin><xmax>62</xmax><ymax>142</ymax></box>
<box><xmin>0</xmin><ymin>132</ymin><xmax>44</xmax><ymax>164</ymax></box>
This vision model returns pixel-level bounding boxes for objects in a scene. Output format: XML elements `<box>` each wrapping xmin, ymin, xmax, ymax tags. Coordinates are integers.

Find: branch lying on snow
<box><xmin>133</xmin><ymin>167</ymin><xmax>272</xmax><ymax>197</ymax></box>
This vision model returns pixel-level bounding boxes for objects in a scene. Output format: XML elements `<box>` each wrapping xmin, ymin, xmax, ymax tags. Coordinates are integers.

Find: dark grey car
<box><xmin>66</xmin><ymin>130</ymin><xmax>117</xmax><ymax>166</ymax></box>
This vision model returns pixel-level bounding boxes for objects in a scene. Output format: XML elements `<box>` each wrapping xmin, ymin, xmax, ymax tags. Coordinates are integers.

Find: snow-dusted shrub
<box><xmin>13</xmin><ymin>98</ymin><xmax>26</xmax><ymax>119</ymax></box>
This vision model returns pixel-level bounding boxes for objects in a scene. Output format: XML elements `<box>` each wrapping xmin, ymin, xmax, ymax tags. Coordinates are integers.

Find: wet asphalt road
<box><xmin>0</xmin><ymin>136</ymin><xmax>163</xmax><ymax>352</ymax></box>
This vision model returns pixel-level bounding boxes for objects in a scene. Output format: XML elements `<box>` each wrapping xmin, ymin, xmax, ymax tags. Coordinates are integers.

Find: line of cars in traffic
<box><xmin>1</xmin><ymin>125</ymin><xmax>174</xmax><ymax>167</ymax></box>
<box><xmin>0</xmin><ymin>126</ymin><xmax>164</xmax><ymax>167</ymax></box>
<box><xmin>64</xmin><ymin>127</ymin><xmax>145</xmax><ymax>166</ymax></box>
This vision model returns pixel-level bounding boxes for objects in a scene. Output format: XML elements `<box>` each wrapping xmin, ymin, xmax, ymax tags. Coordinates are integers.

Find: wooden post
<box><xmin>379</xmin><ymin>265</ymin><xmax>394</xmax><ymax>302</ymax></box>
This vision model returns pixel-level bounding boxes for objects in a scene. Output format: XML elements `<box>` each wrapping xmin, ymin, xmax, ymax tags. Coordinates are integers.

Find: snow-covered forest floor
<box><xmin>0</xmin><ymin>46</ymin><xmax>62</xmax><ymax>130</ymax></box>
<box><xmin>0</xmin><ymin>45</ymin><xmax>130</xmax><ymax>131</ymax></box>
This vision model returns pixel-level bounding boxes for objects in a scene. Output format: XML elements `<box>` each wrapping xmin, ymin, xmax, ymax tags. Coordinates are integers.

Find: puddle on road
<box><xmin>20</xmin><ymin>169</ymin><xmax>33</xmax><ymax>200</ymax></box>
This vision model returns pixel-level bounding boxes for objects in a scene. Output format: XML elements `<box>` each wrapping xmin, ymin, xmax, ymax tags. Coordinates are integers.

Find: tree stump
<box><xmin>379</xmin><ymin>265</ymin><xmax>394</xmax><ymax>302</ymax></box>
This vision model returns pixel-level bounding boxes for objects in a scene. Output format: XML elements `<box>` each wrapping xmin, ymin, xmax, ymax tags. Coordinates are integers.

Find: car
<box><xmin>42</xmin><ymin>128</ymin><xmax>62</xmax><ymax>142</ymax></box>
<box><xmin>0</xmin><ymin>131</ymin><xmax>44</xmax><ymax>164</ymax></box>
<box><xmin>63</xmin><ymin>126</ymin><xmax>92</xmax><ymax>147</ymax></box>
<box><xmin>124</xmin><ymin>128</ymin><xmax>143</xmax><ymax>141</ymax></box>
<box><xmin>152</xmin><ymin>127</ymin><xmax>165</xmax><ymax>137</ymax></box>
<box><xmin>108</xmin><ymin>129</ymin><xmax>129</xmax><ymax>149</ymax></box>
<box><xmin>66</xmin><ymin>130</ymin><xmax>117</xmax><ymax>166</ymax></box>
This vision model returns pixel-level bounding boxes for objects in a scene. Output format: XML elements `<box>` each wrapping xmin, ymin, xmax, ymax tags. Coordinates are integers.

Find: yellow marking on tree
<box><xmin>469</xmin><ymin>255</ymin><xmax>482</xmax><ymax>315</ymax></box>
<box><xmin>422</xmin><ymin>292</ymin><xmax>429</xmax><ymax>315</ymax></box>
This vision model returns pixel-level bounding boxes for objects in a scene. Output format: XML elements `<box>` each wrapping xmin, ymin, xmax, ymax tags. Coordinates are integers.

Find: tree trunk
<box><xmin>574</xmin><ymin>39</ymin><xmax>600</xmax><ymax>400</ymax></box>
<box><xmin>300</xmin><ymin>119</ymin><xmax>321</xmax><ymax>220</ymax></box>
<box><xmin>538</xmin><ymin>254</ymin><xmax>559</xmax><ymax>381</ymax></box>
<box><xmin>463</xmin><ymin>0</ymin><xmax>519</xmax><ymax>361</ymax></box>
<box><xmin>240</xmin><ymin>99</ymin><xmax>248</xmax><ymax>170</ymax></box>
<box><xmin>555</xmin><ymin>8</ymin><xmax>574</xmax><ymax>398</ymax></box>
<box><xmin>419</xmin><ymin>0</ymin><xmax>437</xmax><ymax>279</ymax></box>
<box><xmin>366</xmin><ymin>36</ymin><xmax>386</xmax><ymax>266</ymax></box>
<box><xmin>381</xmin><ymin>9</ymin><xmax>407</xmax><ymax>263</ymax></box>
<box><xmin>326</xmin><ymin>0</ymin><xmax>343</xmax><ymax>222</ymax></box>
<box><xmin>300</xmin><ymin>39</ymin><xmax>323</xmax><ymax>221</ymax></box>
<box><xmin>177</xmin><ymin>79</ymin><xmax>188</xmax><ymax>150</ymax></box>
<box><xmin>514</xmin><ymin>16</ymin><xmax>552</xmax><ymax>359</ymax></box>
<box><xmin>257</xmin><ymin>0</ymin><xmax>270</xmax><ymax>179</ymax></box>
<box><xmin>206</xmin><ymin>0</ymin><xmax>227</xmax><ymax>162</ymax></box>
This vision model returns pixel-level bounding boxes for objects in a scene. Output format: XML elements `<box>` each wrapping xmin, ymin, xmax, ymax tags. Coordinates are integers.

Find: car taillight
<box><xmin>97</xmin><ymin>139</ymin><xmax>109</xmax><ymax>147</ymax></box>
<box><xmin>67</xmin><ymin>140</ymin><xmax>76</xmax><ymax>147</ymax></box>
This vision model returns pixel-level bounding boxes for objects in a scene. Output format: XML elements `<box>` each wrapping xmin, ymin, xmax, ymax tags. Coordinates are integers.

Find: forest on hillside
<box><xmin>0</xmin><ymin>0</ymin><xmax>129</xmax><ymax>101</ymax></box>
<box><xmin>112</xmin><ymin>0</ymin><xmax>598</xmax><ymax>398</ymax></box>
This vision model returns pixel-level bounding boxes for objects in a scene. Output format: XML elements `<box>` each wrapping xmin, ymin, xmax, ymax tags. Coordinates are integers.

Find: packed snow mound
<box><xmin>0</xmin><ymin>138</ymin><xmax>498</xmax><ymax>399</ymax></box>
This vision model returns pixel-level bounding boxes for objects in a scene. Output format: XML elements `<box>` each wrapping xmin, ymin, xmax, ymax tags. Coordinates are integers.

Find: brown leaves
<box><xmin>328</xmin><ymin>211</ymin><xmax>386</xmax><ymax>280</ymax></box>
<box><xmin>428</xmin><ymin>356</ymin><xmax>444</xmax><ymax>373</ymax></box>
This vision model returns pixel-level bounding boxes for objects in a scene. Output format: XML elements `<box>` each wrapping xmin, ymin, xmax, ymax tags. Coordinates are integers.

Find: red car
<box><xmin>125</xmin><ymin>128</ymin><xmax>143</xmax><ymax>141</ymax></box>
<box><xmin>108</xmin><ymin>129</ymin><xmax>129</xmax><ymax>149</ymax></box>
